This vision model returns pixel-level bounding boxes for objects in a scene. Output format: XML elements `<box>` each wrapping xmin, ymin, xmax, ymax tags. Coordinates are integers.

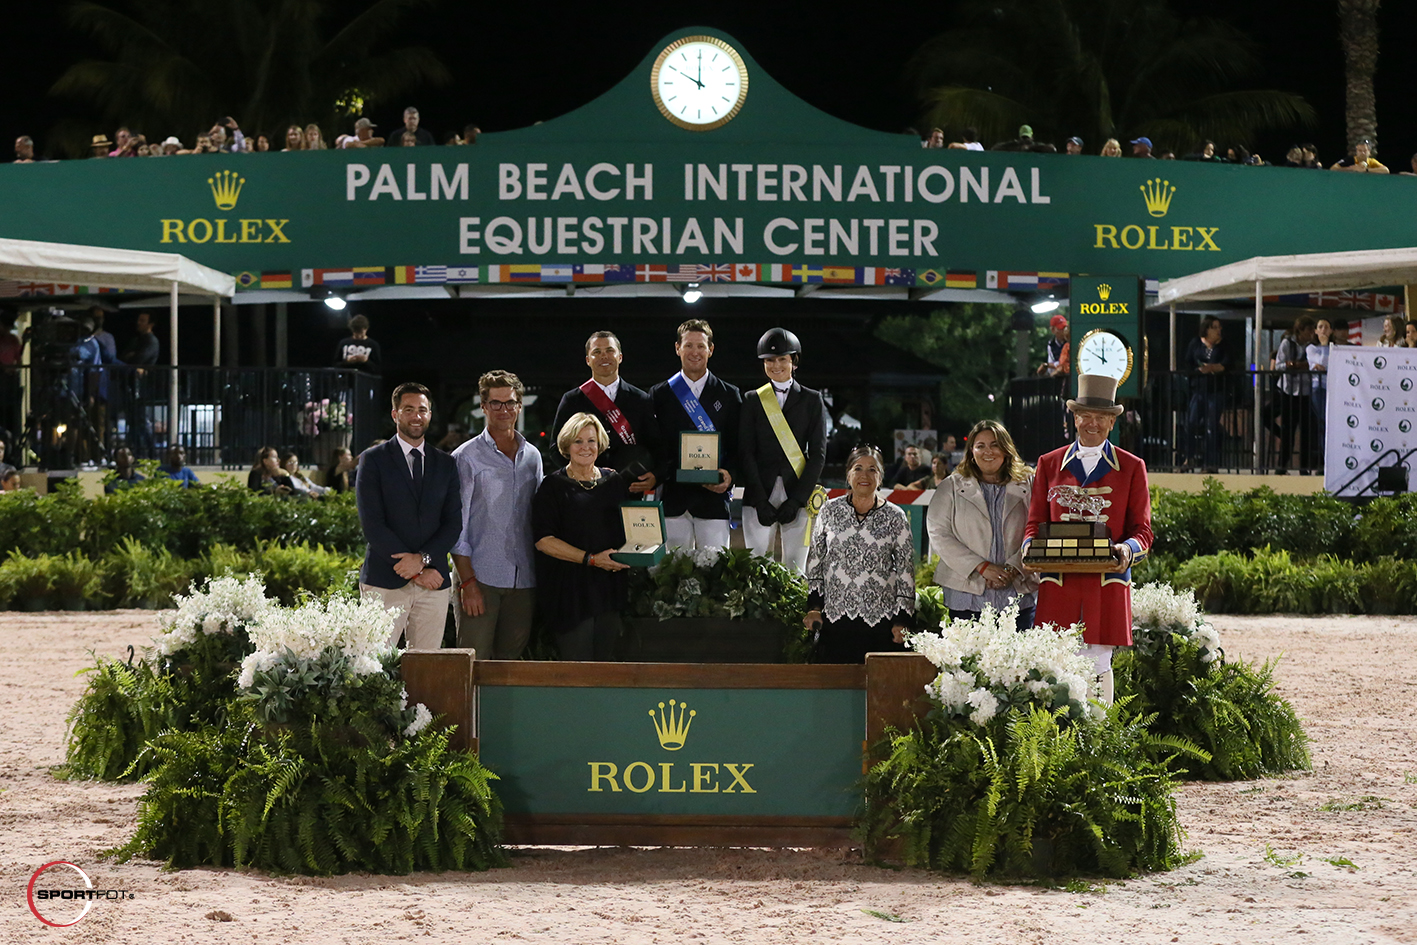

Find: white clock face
<box><xmin>651</xmin><ymin>37</ymin><xmax>749</xmax><ymax>131</ymax></box>
<box><xmin>1077</xmin><ymin>330</ymin><xmax>1132</xmax><ymax>384</ymax></box>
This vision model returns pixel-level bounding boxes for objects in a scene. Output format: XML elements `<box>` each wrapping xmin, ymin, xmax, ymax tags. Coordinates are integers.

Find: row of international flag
<box><xmin>235</xmin><ymin>265</ymin><xmax>1087</xmax><ymax>291</ymax></box>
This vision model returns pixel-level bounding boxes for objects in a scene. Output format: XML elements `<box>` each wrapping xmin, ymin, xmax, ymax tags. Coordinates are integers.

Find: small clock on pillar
<box><xmin>1075</xmin><ymin>328</ymin><xmax>1134</xmax><ymax>387</ymax></box>
<box><xmin>650</xmin><ymin>36</ymin><xmax>750</xmax><ymax>131</ymax></box>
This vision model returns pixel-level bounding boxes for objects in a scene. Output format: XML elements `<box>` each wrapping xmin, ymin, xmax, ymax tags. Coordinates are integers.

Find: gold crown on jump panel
<box><xmin>1097</xmin><ymin>282</ymin><xmax>1112</xmax><ymax>300</ymax></box>
<box><xmin>208</xmin><ymin>170</ymin><xmax>245</xmax><ymax>210</ymax></box>
<box><xmin>1139</xmin><ymin>177</ymin><xmax>1175</xmax><ymax>217</ymax></box>
<box><xmin>648</xmin><ymin>699</ymin><xmax>696</xmax><ymax>750</ymax></box>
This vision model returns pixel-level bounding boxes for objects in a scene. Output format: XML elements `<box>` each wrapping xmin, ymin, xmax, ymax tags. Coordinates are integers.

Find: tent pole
<box><xmin>1253</xmin><ymin>279</ymin><xmax>1263</xmax><ymax>471</ymax></box>
<box><xmin>169</xmin><ymin>281</ymin><xmax>180</xmax><ymax>455</ymax></box>
<box><xmin>213</xmin><ymin>297</ymin><xmax>221</xmax><ymax>367</ymax></box>
<box><xmin>1169</xmin><ymin>302</ymin><xmax>1177</xmax><ymax>469</ymax></box>
<box><xmin>212</xmin><ymin>296</ymin><xmax>222</xmax><ymax>464</ymax></box>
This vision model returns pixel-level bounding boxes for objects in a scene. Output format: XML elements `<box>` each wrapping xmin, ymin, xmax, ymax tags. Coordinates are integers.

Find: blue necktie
<box><xmin>411</xmin><ymin>448</ymin><xmax>423</xmax><ymax>493</ymax></box>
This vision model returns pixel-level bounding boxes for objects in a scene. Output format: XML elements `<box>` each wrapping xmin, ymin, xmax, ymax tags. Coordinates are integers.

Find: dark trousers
<box><xmin>813</xmin><ymin>616</ymin><xmax>906</xmax><ymax>664</ymax></box>
<box><xmin>1186</xmin><ymin>391</ymin><xmax>1226</xmax><ymax>468</ymax></box>
<box><xmin>948</xmin><ymin>606</ymin><xmax>1037</xmax><ymax>632</ymax></box>
<box><xmin>1265</xmin><ymin>393</ymin><xmax>1318</xmax><ymax>469</ymax></box>
<box><xmin>557</xmin><ymin>612</ymin><xmax>623</xmax><ymax>661</ymax></box>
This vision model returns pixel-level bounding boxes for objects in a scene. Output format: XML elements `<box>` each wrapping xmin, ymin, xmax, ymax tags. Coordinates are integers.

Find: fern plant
<box><xmin>60</xmin><ymin>657</ymin><xmax>189</xmax><ymax>781</ymax></box>
<box><xmin>860</xmin><ymin>702</ymin><xmax>1203</xmax><ymax>879</ymax></box>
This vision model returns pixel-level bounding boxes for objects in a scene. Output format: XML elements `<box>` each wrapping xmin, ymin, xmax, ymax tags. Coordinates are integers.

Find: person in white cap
<box><xmin>337</xmin><ymin>117</ymin><xmax>384</xmax><ymax>149</ymax></box>
<box><xmin>1021</xmin><ymin>374</ymin><xmax>1152</xmax><ymax>704</ymax></box>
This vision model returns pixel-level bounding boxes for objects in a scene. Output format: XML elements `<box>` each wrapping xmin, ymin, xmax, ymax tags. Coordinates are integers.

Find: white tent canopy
<box><xmin>1158</xmin><ymin>247</ymin><xmax>1417</xmax><ymax>303</ymax></box>
<box><xmin>2</xmin><ymin>237</ymin><xmax>234</xmax><ymax>445</ymax></box>
<box><xmin>0</xmin><ymin>237</ymin><xmax>234</xmax><ymax>297</ymax></box>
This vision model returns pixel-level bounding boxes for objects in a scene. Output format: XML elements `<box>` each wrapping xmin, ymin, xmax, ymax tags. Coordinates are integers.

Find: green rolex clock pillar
<box><xmin>1068</xmin><ymin>275</ymin><xmax>1142</xmax><ymax>399</ymax></box>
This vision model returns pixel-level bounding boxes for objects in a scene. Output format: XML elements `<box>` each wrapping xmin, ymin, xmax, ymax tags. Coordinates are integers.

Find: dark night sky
<box><xmin>2</xmin><ymin>1</ymin><xmax>1415</xmax><ymax>167</ymax></box>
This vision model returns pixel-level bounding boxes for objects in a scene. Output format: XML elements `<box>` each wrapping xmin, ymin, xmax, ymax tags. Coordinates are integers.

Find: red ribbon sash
<box><xmin>579</xmin><ymin>379</ymin><xmax>636</xmax><ymax>445</ymax></box>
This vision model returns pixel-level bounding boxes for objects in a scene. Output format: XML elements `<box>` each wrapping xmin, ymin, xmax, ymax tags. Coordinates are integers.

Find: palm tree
<box><xmin>1337</xmin><ymin>0</ymin><xmax>1380</xmax><ymax>154</ymax></box>
<box><xmin>50</xmin><ymin>0</ymin><xmax>450</xmax><ymax>153</ymax></box>
<box><xmin>906</xmin><ymin>0</ymin><xmax>1314</xmax><ymax>155</ymax></box>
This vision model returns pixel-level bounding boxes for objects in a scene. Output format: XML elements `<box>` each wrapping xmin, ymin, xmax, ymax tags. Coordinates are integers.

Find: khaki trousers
<box><xmin>361</xmin><ymin>581</ymin><xmax>451</xmax><ymax>650</ymax></box>
<box><xmin>454</xmin><ymin>584</ymin><xmax>534</xmax><ymax>660</ymax></box>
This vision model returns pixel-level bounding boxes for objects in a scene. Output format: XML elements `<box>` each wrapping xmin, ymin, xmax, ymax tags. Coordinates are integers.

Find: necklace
<box><xmin>851</xmin><ymin>496</ymin><xmax>879</xmax><ymax>523</ymax></box>
<box><xmin>567</xmin><ymin>469</ymin><xmax>600</xmax><ymax>490</ymax></box>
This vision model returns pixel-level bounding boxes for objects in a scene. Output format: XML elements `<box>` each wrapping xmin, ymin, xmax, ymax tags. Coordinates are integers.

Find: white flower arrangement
<box><xmin>907</xmin><ymin>603</ymin><xmax>1101</xmax><ymax>725</ymax></box>
<box><xmin>1131</xmin><ymin>582</ymin><xmax>1222</xmax><ymax>663</ymax></box>
<box><xmin>153</xmin><ymin>574</ymin><xmax>274</xmax><ymax>658</ymax></box>
<box><xmin>237</xmin><ymin>594</ymin><xmax>397</xmax><ymax>689</ymax></box>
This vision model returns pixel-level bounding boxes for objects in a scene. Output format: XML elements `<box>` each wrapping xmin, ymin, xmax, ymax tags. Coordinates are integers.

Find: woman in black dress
<box><xmin>532</xmin><ymin>412</ymin><xmax>634</xmax><ymax>660</ymax></box>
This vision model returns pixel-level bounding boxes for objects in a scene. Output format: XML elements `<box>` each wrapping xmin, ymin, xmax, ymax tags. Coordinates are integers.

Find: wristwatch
<box><xmin>420</xmin><ymin>553</ymin><xmax>432</xmax><ymax>568</ymax></box>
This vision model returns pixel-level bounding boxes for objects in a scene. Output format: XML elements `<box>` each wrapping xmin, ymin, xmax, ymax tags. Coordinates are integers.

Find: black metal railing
<box><xmin>0</xmin><ymin>365</ymin><xmax>380</xmax><ymax>471</ymax></box>
<box><xmin>1008</xmin><ymin>369</ymin><xmax>1327</xmax><ymax>475</ymax></box>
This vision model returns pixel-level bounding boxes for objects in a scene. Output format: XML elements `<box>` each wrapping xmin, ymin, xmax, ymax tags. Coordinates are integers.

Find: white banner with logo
<box><xmin>1326</xmin><ymin>347</ymin><xmax>1417</xmax><ymax>496</ymax></box>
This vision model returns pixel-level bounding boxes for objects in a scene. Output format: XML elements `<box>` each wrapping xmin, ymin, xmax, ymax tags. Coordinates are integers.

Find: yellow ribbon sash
<box><xmin>755</xmin><ymin>384</ymin><xmax>825</xmax><ymax>545</ymax></box>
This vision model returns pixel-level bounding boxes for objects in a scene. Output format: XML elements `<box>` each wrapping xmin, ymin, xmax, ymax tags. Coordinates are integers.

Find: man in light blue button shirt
<box><xmin>451</xmin><ymin>370</ymin><xmax>543</xmax><ymax>659</ymax></box>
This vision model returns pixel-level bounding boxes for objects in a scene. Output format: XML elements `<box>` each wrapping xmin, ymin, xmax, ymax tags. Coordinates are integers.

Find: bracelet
<box><xmin>977</xmin><ymin>562</ymin><xmax>990</xmax><ymax>575</ymax></box>
<box><xmin>583</xmin><ymin>551</ymin><xmax>593</xmax><ymax>566</ymax></box>
<box><xmin>458</xmin><ymin>577</ymin><xmax>477</xmax><ymax>590</ymax></box>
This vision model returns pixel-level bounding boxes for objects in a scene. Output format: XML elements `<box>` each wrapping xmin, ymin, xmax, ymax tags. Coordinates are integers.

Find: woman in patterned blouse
<box><xmin>803</xmin><ymin>444</ymin><xmax>916</xmax><ymax>663</ymax></box>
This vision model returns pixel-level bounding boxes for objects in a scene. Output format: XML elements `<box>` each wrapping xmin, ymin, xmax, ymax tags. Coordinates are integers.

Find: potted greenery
<box><xmin>621</xmin><ymin>548</ymin><xmax>809</xmax><ymax>662</ymax></box>
<box><xmin>2</xmin><ymin>551</ymin><xmax>55</xmax><ymax>611</ymax></box>
<box><xmin>51</xmin><ymin>553</ymin><xmax>102</xmax><ymax>611</ymax></box>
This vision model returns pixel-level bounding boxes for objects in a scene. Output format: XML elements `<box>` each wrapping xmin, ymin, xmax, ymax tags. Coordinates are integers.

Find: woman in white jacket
<box><xmin>925</xmin><ymin>419</ymin><xmax>1039</xmax><ymax>630</ymax></box>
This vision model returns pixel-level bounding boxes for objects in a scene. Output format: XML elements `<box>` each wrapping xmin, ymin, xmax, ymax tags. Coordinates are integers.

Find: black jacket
<box><xmin>355</xmin><ymin>438</ymin><xmax>462</xmax><ymax>589</ymax></box>
<box><xmin>738</xmin><ymin>380</ymin><xmax>828</xmax><ymax>510</ymax></box>
<box><xmin>649</xmin><ymin>371</ymin><xmax>743</xmax><ymax>519</ymax></box>
<box><xmin>550</xmin><ymin>378</ymin><xmax>657</xmax><ymax>473</ymax></box>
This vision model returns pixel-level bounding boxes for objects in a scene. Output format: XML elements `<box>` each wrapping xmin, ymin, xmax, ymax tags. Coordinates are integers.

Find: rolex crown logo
<box><xmin>1139</xmin><ymin>177</ymin><xmax>1175</xmax><ymax>217</ymax></box>
<box><xmin>648</xmin><ymin>699</ymin><xmax>696</xmax><ymax>751</ymax></box>
<box><xmin>1097</xmin><ymin>283</ymin><xmax>1112</xmax><ymax>301</ymax></box>
<box><xmin>208</xmin><ymin>170</ymin><xmax>245</xmax><ymax>210</ymax></box>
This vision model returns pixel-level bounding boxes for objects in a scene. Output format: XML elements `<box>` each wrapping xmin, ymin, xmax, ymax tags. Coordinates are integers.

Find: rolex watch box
<box><xmin>676</xmin><ymin>431</ymin><xmax>722</xmax><ymax>483</ymax></box>
<box><xmin>610</xmin><ymin>501</ymin><xmax>667</xmax><ymax>567</ymax></box>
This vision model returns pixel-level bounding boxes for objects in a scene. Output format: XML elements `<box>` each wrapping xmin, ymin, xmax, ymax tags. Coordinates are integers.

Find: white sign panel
<box><xmin>1326</xmin><ymin>347</ymin><xmax>1417</xmax><ymax>496</ymax></box>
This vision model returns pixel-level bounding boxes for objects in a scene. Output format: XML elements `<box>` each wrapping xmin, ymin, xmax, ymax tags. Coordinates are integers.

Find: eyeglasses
<box><xmin>484</xmin><ymin>399</ymin><xmax>521</xmax><ymax>411</ymax></box>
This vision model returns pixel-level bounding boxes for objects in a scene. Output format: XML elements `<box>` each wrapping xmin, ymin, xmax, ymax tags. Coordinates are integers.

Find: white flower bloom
<box><xmin>404</xmin><ymin>702</ymin><xmax>433</xmax><ymax>737</ymax></box>
<box><xmin>965</xmin><ymin>688</ymin><xmax>999</xmax><ymax>725</ymax></box>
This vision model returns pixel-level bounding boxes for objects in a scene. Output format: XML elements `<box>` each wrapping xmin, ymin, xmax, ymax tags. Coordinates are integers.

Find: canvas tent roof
<box><xmin>0</xmin><ymin>237</ymin><xmax>233</xmax><ymax>297</ymax></box>
<box><xmin>1158</xmin><ymin>247</ymin><xmax>1417</xmax><ymax>304</ymax></box>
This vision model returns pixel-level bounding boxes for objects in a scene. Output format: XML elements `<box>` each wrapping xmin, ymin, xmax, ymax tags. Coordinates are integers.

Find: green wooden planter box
<box><xmin>621</xmin><ymin>617</ymin><xmax>786</xmax><ymax>663</ymax></box>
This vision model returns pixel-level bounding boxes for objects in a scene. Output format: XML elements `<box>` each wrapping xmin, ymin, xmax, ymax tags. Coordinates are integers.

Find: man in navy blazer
<box><xmin>649</xmin><ymin>318</ymin><xmax>741</xmax><ymax>552</ymax></box>
<box><xmin>357</xmin><ymin>382</ymin><xmax>462</xmax><ymax>650</ymax></box>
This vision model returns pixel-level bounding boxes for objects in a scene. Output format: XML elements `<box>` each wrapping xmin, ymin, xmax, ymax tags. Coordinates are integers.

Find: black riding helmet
<box><xmin>756</xmin><ymin>327</ymin><xmax>801</xmax><ymax>359</ymax></box>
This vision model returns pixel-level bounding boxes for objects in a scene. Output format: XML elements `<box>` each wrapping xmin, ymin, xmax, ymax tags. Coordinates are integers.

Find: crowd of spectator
<box><xmin>917</xmin><ymin>124</ymin><xmax>1417</xmax><ymax>175</ymax></box>
<box><xmin>10</xmin><ymin>108</ymin><xmax>482</xmax><ymax>162</ymax></box>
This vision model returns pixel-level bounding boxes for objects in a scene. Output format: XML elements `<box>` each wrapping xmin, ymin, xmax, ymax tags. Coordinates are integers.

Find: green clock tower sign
<box><xmin>1068</xmin><ymin>275</ymin><xmax>1143</xmax><ymax>399</ymax></box>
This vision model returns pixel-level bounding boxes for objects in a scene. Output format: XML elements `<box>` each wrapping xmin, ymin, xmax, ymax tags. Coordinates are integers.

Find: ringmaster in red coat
<box><xmin>1022</xmin><ymin>374</ymin><xmax>1152</xmax><ymax>703</ymax></box>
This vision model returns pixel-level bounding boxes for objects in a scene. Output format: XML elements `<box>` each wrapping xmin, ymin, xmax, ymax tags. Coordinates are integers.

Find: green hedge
<box><xmin>1150</xmin><ymin>479</ymin><xmax>1417</xmax><ymax>562</ymax></box>
<box><xmin>0</xmin><ymin>476</ymin><xmax>363</xmax><ymax>560</ymax></box>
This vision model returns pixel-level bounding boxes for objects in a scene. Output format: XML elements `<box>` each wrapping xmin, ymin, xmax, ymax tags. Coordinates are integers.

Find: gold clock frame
<box><xmin>650</xmin><ymin>35</ymin><xmax>749</xmax><ymax>132</ymax></box>
<box><xmin>1076</xmin><ymin>328</ymin><xmax>1135</xmax><ymax>387</ymax></box>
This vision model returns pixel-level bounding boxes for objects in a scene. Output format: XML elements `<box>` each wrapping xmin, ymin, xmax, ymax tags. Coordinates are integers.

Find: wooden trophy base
<box><xmin>1023</xmin><ymin>521</ymin><xmax>1120</xmax><ymax>573</ymax></box>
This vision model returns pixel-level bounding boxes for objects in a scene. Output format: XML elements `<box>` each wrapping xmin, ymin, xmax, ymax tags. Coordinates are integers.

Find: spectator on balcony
<box><xmin>336</xmin><ymin>117</ymin><xmax>384</xmax><ymax>149</ymax></box>
<box><xmin>1130</xmin><ymin>136</ymin><xmax>1155</xmax><ymax>158</ymax></box>
<box><xmin>303</xmin><ymin>123</ymin><xmax>327</xmax><ymax>150</ymax></box>
<box><xmin>89</xmin><ymin>134</ymin><xmax>112</xmax><ymax>158</ymax></box>
<box><xmin>252</xmin><ymin>133</ymin><xmax>270</xmax><ymax>152</ymax></box>
<box><xmin>460</xmin><ymin>124</ymin><xmax>481</xmax><ymax>145</ymax></box>
<box><xmin>1329</xmin><ymin>317</ymin><xmax>1352</xmax><ymax>345</ymax></box>
<box><xmin>1376</xmin><ymin>315</ymin><xmax>1405</xmax><ymax>347</ymax></box>
<box><xmin>248</xmin><ymin>446</ymin><xmax>294</xmax><ymax>496</ymax></box>
<box><xmin>324</xmin><ymin>447</ymin><xmax>357</xmax><ymax>495</ymax></box>
<box><xmin>908</xmin><ymin>451</ymin><xmax>950</xmax><ymax>490</ymax></box>
<box><xmin>1308</xmin><ymin>318</ymin><xmax>1334</xmax><ymax>441</ymax></box>
<box><xmin>105</xmin><ymin>447</ymin><xmax>144</xmax><ymax>493</ymax></box>
<box><xmin>159</xmin><ymin>446</ymin><xmax>200</xmax><ymax>487</ymax></box>
<box><xmin>335</xmin><ymin>314</ymin><xmax>381</xmax><ymax>372</ymax></box>
<box><xmin>399</xmin><ymin>130</ymin><xmax>419</xmax><ymax>146</ymax></box>
<box><xmin>120</xmin><ymin>311</ymin><xmax>159</xmax><ymax>365</ymax></box>
<box><xmin>1156</xmin><ymin>149</ymin><xmax>1176</xmax><ymax>160</ymax></box>
<box><xmin>108</xmin><ymin>127</ymin><xmax>133</xmax><ymax>157</ymax></box>
<box><xmin>1283</xmin><ymin>145</ymin><xmax>1305</xmax><ymax>168</ymax></box>
<box><xmin>0</xmin><ymin>469</ymin><xmax>19</xmax><ymax>492</ymax></box>
<box><xmin>1300</xmin><ymin>144</ymin><xmax>1322</xmax><ymax>168</ymax></box>
<box><xmin>993</xmin><ymin>124</ymin><xmax>1055</xmax><ymax>153</ymax></box>
<box><xmin>1100</xmin><ymin>138</ymin><xmax>1122</xmax><ymax>157</ymax></box>
<box><xmin>1037</xmin><ymin>314</ymin><xmax>1070</xmax><ymax>377</ymax></box>
<box><xmin>282</xmin><ymin>125</ymin><xmax>304</xmax><ymax>151</ymax></box>
<box><xmin>1265</xmin><ymin>316</ymin><xmax>1319</xmax><ymax>469</ymax></box>
<box><xmin>1064</xmin><ymin>136</ymin><xmax>1084</xmax><ymax>155</ymax></box>
<box><xmin>924</xmin><ymin>127</ymin><xmax>944</xmax><ymax>149</ymax></box>
<box><xmin>1331</xmin><ymin>139</ymin><xmax>1388</xmax><ymax>173</ymax></box>
<box><xmin>1184</xmin><ymin>315</ymin><xmax>1233</xmax><ymax>470</ymax></box>
<box><xmin>158</xmin><ymin>136</ymin><xmax>182</xmax><ymax>155</ymax></box>
<box><xmin>209</xmin><ymin>118</ymin><xmax>245</xmax><ymax>152</ymax></box>
<box><xmin>1406</xmin><ymin>321</ymin><xmax>1417</xmax><ymax>348</ymax></box>
<box><xmin>386</xmin><ymin>107</ymin><xmax>435</xmax><ymax>147</ymax></box>
<box><xmin>14</xmin><ymin>136</ymin><xmax>35</xmax><ymax>163</ymax></box>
